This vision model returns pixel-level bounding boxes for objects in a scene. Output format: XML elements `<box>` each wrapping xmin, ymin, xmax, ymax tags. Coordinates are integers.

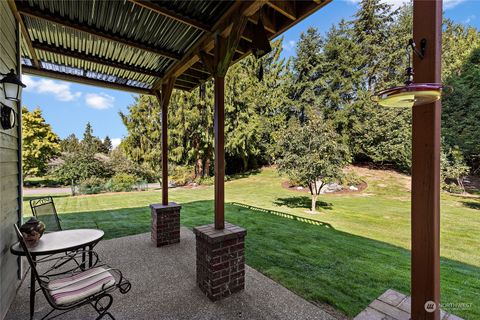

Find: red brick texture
<box><xmin>150</xmin><ymin>203</ymin><xmax>181</xmax><ymax>247</ymax></box>
<box><xmin>193</xmin><ymin>222</ymin><xmax>247</xmax><ymax>301</ymax></box>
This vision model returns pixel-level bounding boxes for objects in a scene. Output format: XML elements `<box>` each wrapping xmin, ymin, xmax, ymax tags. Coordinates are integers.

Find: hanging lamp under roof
<box><xmin>372</xmin><ymin>39</ymin><xmax>443</xmax><ymax>108</ymax></box>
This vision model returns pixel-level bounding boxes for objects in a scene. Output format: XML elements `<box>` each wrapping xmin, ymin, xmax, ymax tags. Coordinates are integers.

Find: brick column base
<box><xmin>150</xmin><ymin>202</ymin><xmax>181</xmax><ymax>247</ymax></box>
<box><xmin>193</xmin><ymin>222</ymin><xmax>247</xmax><ymax>301</ymax></box>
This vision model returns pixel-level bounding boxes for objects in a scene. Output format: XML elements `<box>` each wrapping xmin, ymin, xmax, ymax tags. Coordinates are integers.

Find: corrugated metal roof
<box><xmin>17</xmin><ymin>0</ymin><xmax>234</xmax><ymax>91</ymax></box>
<box><xmin>15</xmin><ymin>0</ymin><xmax>331</xmax><ymax>93</ymax></box>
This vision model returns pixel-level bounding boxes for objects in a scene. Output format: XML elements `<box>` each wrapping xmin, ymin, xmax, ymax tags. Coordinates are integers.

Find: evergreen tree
<box><xmin>60</xmin><ymin>134</ymin><xmax>81</xmax><ymax>153</ymax></box>
<box><xmin>120</xmin><ymin>96</ymin><xmax>162</xmax><ymax>180</ymax></box>
<box><xmin>442</xmin><ymin>47</ymin><xmax>480</xmax><ymax>170</ymax></box>
<box><xmin>288</xmin><ymin>27</ymin><xmax>325</xmax><ymax>122</ymax></box>
<box><xmin>100</xmin><ymin>136</ymin><xmax>113</xmax><ymax>154</ymax></box>
<box><xmin>81</xmin><ymin>122</ymin><xmax>103</xmax><ymax>153</ymax></box>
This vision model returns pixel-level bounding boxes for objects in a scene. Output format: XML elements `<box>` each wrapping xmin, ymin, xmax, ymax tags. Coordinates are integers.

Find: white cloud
<box><xmin>282</xmin><ymin>40</ymin><xmax>297</xmax><ymax>52</ymax></box>
<box><xmin>85</xmin><ymin>93</ymin><xmax>115</xmax><ymax>110</ymax></box>
<box><xmin>110</xmin><ymin>138</ymin><xmax>122</xmax><ymax>149</ymax></box>
<box><xmin>23</xmin><ymin>75</ymin><xmax>82</xmax><ymax>101</ymax></box>
<box><xmin>464</xmin><ymin>14</ymin><xmax>476</xmax><ymax>24</ymax></box>
<box><xmin>345</xmin><ymin>0</ymin><xmax>465</xmax><ymax>10</ymax></box>
<box><xmin>444</xmin><ymin>0</ymin><xmax>466</xmax><ymax>9</ymax></box>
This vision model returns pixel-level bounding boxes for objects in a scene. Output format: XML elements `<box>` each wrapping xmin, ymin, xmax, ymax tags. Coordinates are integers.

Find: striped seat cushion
<box><xmin>47</xmin><ymin>267</ymin><xmax>115</xmax><ymax>305</ymax></box>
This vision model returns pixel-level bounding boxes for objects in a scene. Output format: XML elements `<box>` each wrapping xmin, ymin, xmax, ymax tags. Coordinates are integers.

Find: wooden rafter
<box><xmin>249</xmin><ymin>8</ymin><xmax>278</xmax><ymax>34</ymax></box>
<box><xmin>153</xmin><ymin>0</ymin><xmax>267</xmax><ymax>90</ymax></box>
<box><xmin>32</xmin><ymin>42</ymin><xmax>162</xmax><ymax>78</ymax></box>
<box><xmin>16</xmin><ymin>3</ymin><xmax>181</xmax><ymax>61</ymax></box>
<box><xmin>129</xmin><ymin>0</ymin><xmax>211</xmax><ymax>33</ymax></box>
<box><xmin>22</xmin><ymin>66</ymin><xmax>151</xmax><ymax>95</ymax></box>
<box><xmin>7</xmin><ymin>0</ymin><xmax>39</xmax><ymax>68</ymax></box>
<box><xmin>267</xmin><ymin>1</ymin><xmax>296</xmax><ymax>20</ymax></box>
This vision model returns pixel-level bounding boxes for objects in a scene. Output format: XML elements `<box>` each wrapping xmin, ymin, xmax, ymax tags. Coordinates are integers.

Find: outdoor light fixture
<box><xmin>0</xmin><ymin>69</ymin><xmax>26</xmax><ymax>102</ymax></box>
<box><xmin>372</xmin><ymin>39</ymin><xmax>443</xmax><ymax>108</ymax></box>
<box><xmin>0</xmin><ymin>103</ymin><xmax>16</xmax><ymax>130</ymax></box>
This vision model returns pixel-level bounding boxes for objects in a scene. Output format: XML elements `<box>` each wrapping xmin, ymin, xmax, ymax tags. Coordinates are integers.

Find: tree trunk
<box><xmin>311</xmin><ymin>194</ymin><xmax>318</xmax><ymax>212</ymax></box>
<box><xmin>196</xmin><ymin>158</ymin><xmax>203</xmax><ymax>179</ymax></box>
<box><xmin>242</xmin><ymin>155</ymin><xmax>248</xmax><ymax>172</ymax></box>
<box><xmin>204</xmin><ymin>158</ymin><xmax>211</xmax><ymax>177</ymax></box>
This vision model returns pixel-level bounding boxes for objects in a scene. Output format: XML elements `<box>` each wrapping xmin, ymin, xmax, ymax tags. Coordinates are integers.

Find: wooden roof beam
<box><xmin>266</xmin><ymin>1</ymin><xmax>296</xmax><ymax>20</ymax></box>
<box><xmin>271</xmin><ymin>0</ymin><xmax>332</xmax><ymax>40</ymax></box>
<box><xmin>7</xmin><ymin>0</ymin><xmax>40</xmax><ymax>68</ymax></box>
<box><xmin>16</xmin><ymin>4</ymin><xmax>181</xmax><ymax>61</ymax></box>
<box><xmin>156</xmin><ymin>0</ymin><xmax>267</xmax><ymax>90</ymax></box>
<box><xmin>32</xmin><ymin>41</ymin><xmax>163</xmax><ymax>78</ymax></box>
<box><xmin>129</xmin><ymin>0</ymin><xmax>211</xmax><ymax>33</ymax></box>
<box><xmin>22</xmin><ymin>66</ymin><xmax>152</xmax><ymax>95</ymax></box>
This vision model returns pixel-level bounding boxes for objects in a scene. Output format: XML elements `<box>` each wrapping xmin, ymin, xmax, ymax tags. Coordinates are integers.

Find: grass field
<box><xmin>23</xmin><ymin>167</ymin><xmax>480</xmax><ymax>318</ymax></box>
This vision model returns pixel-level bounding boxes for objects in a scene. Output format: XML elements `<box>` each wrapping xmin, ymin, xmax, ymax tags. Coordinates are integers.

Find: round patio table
<box><xmin>10</xmin><ymin>229</ymin><xmax>104</xmax><ymax>320</ymax></box>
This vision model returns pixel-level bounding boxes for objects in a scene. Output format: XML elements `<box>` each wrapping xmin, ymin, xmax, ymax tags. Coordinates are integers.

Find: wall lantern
<box><xmin>372</xmin><ymin>39</ymin><xmax>443</xmax><ymax>108</ymax></box>
<box><xmin>0</xmin><ymin>103</ymin><xmax>16</xmax><ymax>130</ymax></box>
<box><xmin>1</xmin><ymin>69</ymin><xmax>26</xmax><ymax>102</ymax></box>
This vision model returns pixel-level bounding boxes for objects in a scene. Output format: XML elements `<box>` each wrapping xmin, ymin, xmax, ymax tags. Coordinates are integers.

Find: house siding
<box><xmin>0</xmin><ymin>2</ymin><xmax>22</xmax><ymax>319</ymax></box>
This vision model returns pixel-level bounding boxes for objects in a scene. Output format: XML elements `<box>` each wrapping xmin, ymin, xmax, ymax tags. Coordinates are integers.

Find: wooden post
<box><xmin>154</xmin><ymin>79</ymin><xmax>175</xmax><ymax>206</ymax></box>
<box><xmin>411</xmin><ymin>1</ymin><xmax>442</xmax><ymax>319</ymax></box>
<box><xmin>214</xmin><ymin>75</ymin><xmax>225</xmax><ymax>229</ymax></box>
<box><xmin>201</xmin><ymin>16</ymin><xmax>248</xmax><ymax>230</ymax></box>
<box><xmin>161</xmin><ymin>89</ymin><xmax>169</xmax><ymax>206</ymax></box>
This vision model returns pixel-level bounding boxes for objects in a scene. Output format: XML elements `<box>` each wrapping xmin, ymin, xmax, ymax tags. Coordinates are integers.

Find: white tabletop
<box><xmin>11</xmin><ymin>229</ymin><xmax>104</xmax><ymax>256</ymax></box>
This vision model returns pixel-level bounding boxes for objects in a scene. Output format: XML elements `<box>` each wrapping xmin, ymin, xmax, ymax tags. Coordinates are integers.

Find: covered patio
<box><xmin>1</xmin><ymin>0</ymin><xmax>446</xmax><ymax>319</ymax></box>
<box><xmin>5</xmin><ymin>228</ymin><xmax>334</xmax><ymax>320</ymax></box>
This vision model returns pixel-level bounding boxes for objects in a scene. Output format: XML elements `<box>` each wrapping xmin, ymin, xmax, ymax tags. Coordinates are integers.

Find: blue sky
<box><xmin>22</xmin><ymin>0</ymin><xmax>480</xmax><ymax>147</ymax></box>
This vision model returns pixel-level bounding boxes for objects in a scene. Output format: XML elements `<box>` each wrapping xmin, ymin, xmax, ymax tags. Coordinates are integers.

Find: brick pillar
<box><xmin>193</xmin><ymin>222</ymin><xmax>246</xmax><ymax>301</ymax></box>
<box><xmin>150</xmin><ymin>202</ymin><xmax>181</xmax><ymax>247</ymax></box>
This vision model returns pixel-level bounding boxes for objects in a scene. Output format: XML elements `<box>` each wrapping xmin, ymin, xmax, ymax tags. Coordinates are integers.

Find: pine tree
<box><xmin>81</xmin><ymin>122</ymin><xmax>102</xmax><ymax>154</ymax></box>
<box><xmin>442</xmin><ymin>47</ymin><xmax>480</xmax><ymax>170</ymax></box>
<box><xmin>100</xmin><ymin>136</ymin><xmax>113</xmax><ymax>154</ymax></box>
<box><xmin>60</xmin><ymin>134</ymin><xmax>81</xmax><ymax>153</ymax></box>
<box><xmin>120</xmin><ymin>95</ymin><xmax>162</xmax><ymax>181</ymax></box>
<box><xmin>288</xmin><ymin>27</ymin><xmax>325</xmax><ymax>122</ymax></box>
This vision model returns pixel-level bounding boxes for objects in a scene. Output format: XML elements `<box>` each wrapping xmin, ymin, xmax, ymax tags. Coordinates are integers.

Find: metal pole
<box><xmin>411</xmin><ymin>1</ymin><xmax>442</xmax><ymax>319</ymax></box>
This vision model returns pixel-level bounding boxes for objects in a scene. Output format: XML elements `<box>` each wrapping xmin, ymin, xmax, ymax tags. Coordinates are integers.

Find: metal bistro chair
<box><xmin>14</xmin><ymin>225</ymin><xmax>131</xmax><ymax>320</ymax></box>
<box><xmin>30</xmin><ymin>196</ymin><xmax>99</xmax><ymax>274</ymax></box>
<box><xmin>30</xmin><ymin>196</ymin><xmax>62</xmax><ymax>232</ymax></box>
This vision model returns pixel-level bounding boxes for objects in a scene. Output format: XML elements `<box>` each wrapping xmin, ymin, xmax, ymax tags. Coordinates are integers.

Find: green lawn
<box><xmin>23</xmin><ymin>167</ymin><xmax>480</xmax><ymax>318</ymax></box>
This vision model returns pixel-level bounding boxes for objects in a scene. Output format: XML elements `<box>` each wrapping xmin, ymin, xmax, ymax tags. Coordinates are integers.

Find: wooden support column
<box><xmin>214</xmin><ymin>75</ymin><xmax>225</xmax><ymax>229</ymax></box>
<box><xmin>411</xmin><ymin>1</ymin><xmax>442</xmax><ymax>319</ymax></box>
<box><xmin>201</xmin><ymin>16</ymin><xmax>248</xmax><ymax>229</ymax></box>
<box><xmin>154</xmin><ymin>78</ymin><xmax>175</xmax><ymax>206</ymax></box>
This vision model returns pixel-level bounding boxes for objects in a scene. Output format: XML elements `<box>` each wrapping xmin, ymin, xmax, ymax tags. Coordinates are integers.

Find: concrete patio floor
<box><xmin>6</xmin><ymin>227</ymin><xmax>335</xmax><ymax>320</ymax></box>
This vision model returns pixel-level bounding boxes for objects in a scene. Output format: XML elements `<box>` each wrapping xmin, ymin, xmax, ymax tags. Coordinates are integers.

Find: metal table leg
<box><xmin>30</xmin><ymin>256</ymin><xmax>36</xmax><ymax>320</ymax></box>
<box><xmin>82</xmin><ymin>245</ymin><xmax>86</xmax><ymax>270</ymax></box>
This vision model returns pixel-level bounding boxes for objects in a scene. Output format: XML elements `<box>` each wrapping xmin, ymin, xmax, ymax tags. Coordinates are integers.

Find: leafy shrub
<box><xmin>195</xmin><ymin>176</ymin><xmax>214</xmax><ymax>186</ymax></box>
<box><xmin>340</xmin><ymin>171</ymin><xmax>363</xmax><ymax>186</ymax></box>
<box><xmin>107</xmin><ymin>173</ymin><xmax>138</xmax><ymax>192</ymax></box>
<box><xmin>134</xmin><ymin>180</ymin><xmax>149</xmax><ymax>191</ymax></box>
<box><xmin>79</xmin><ymin>177</ymin><xmax>105</xmax><ymax>194</ymax></box>
<box><xmin>170</xmin><ymin>165</ymin><xmax>194</xmax><ymax>186</ymax></box>
<box><xmin>443</xmin><ymin>182</ymin><xmax>464</xmax><ymax>194</ymax></box>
